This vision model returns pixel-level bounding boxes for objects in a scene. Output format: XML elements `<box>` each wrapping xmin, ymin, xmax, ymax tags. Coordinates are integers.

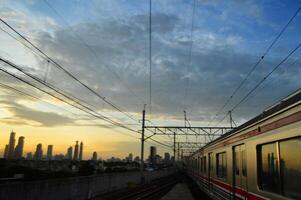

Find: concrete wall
<box><xmin>0</xmin><ymin>170</ymin><xmax>175</xmax><ymax>200</ymax></box>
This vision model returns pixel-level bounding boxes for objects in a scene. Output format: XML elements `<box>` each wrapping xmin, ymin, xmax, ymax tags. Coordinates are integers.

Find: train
<box><xmin>186</xmin><ymin>89</ymin><xmax>301</xmax><ymax>200</ymax></box>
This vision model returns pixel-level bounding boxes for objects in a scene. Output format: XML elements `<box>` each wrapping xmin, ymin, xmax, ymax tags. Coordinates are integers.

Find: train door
<box><xmin>233</xmin><ymin>144</ymin><xmax>248</xmax><ymax>199</ymax></box>
<box><xmin>208</xmin><ymin>152</ymin><xmax>213</xmax><ymax>190</ymax></box>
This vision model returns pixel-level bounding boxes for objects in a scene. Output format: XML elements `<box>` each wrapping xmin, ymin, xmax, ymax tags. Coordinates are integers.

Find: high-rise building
<box><xmin>150</xmin><ymin>146</ymin><xmax>157</xmax><ymax>164</ymax></box>
<box><xmin>34</xmin><ymin>143</ymin><xmax>43</xmax><ymax>160</ymax></box>
<box><xmin>73</xmin><ymin>141</ymin><xmax>79</xmax><ymax>161</ymax></box>
<box><xmin>79</xmin><ymin>142</ymin><xmax>83</xmax><ymax>161</ymax></box>
<box><xmin>7</xmin><ymin>130</ymin><xmax>16</xmax><ymax>159</ymax></box>
<box><xmin>26</xmin><ymin>152</ymin><xmax>33</xmax><ymax>160</ymax></box>
<box><xmin>128</xmin><ymin>153</ymin><xmax>133</xmax><ymax>162</ymax></box>
<box><xmin>164</xmin><ymin>152</ymin><xmax>170</xmax><ymax>163</ymax></box>
<box><xmin>3</xmin><ymin>144</ymin><xmax>8</xmax><ymax>159</ymax></box>
<box><xmin>14</xmin><ymin>136</ymin><xmax>25</xmax><ymax>159</ymax></box>
<box><xmin>92</xmin><ymin>151</ymin><xmax>97</xmax><ymax>162</ymax></box>
<box><xmin>67</xmin><ymin>146</ymin><xmax>73</xmax><ymax>160</ymax></box>
<box><xmin>47</xmin><ymin>145</ymin><xmax>53</xmax><ymax>160</ymax></box>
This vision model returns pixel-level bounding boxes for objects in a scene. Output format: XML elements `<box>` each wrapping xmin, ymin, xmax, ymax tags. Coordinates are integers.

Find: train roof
<box><xmin>199</xmin><ymin>88</ymin><xmax>301</xmax><ymax>152</ymax></box>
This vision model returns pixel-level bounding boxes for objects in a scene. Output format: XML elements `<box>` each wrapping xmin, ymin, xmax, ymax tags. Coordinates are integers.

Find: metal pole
<box><xmin>140</xmin><ymin>109</ymin><xmax>145</xmax><ymax>183</ymax></box>
<box><xmin>177</xmin><ymin>142</ymin><xmax>180</xmax><ymax>161</ymax></box>
<box><xmin>173</xmin><ymin>132</ymin><xmax>176</xmax><ymax>163</ymax></box>
<box><xmin>184</xmin><ymin>110</ymin><xmax>187</xmax><ymax>127</ymax></box>
<box><xmin>229</xmin><ymin>111</ymin><xmax>233</xmax><ymax>128</ymax></box>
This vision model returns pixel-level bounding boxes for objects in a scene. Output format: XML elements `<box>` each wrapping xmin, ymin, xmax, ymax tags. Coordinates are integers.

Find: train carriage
<box><xmin>186</xmin><ymin>89</ymin><xmax>301</xmax><ymax>200</ymax></box>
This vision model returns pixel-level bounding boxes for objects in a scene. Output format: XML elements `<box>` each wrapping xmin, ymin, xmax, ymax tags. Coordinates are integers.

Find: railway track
<box><xmin>97</xmin><ymin>174</ymin><xmax>180</xmax><ymax>200</ymax></box>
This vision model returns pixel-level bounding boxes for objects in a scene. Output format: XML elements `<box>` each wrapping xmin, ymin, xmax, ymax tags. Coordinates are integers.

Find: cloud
<box><xmin>0</xmin><ymin>100</ymin><xmax>75</xmax><ymax>127</ymax></box>
<box><xmin>0</xmin><ymin>0</ymin><xmax>301</xmax><ymax>128</ymax></box>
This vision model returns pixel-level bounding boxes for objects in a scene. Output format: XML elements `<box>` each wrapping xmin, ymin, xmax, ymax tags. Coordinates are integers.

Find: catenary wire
<box><xmin>209</xmin><ymin>6</ymin><xmax>301</xmax><ymax>125</ymax></box>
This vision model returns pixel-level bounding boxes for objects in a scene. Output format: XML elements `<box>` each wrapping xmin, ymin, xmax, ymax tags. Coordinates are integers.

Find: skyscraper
<box><xmin>3</xmin><ymin>144</ymin><xmax>8</xmax><ymax>159</ymax></box>
<box><xmin>150</xmin><ymin>146</ymin><xmax>157</xmax><ymax>164</ymax></box>
<box><xmin>14</xmin><ymin>136</ymin><xmax>25</xmax><ymax>159</ymax></box>
<box><xmin>47</xmin><ymin>145</ymin><xmax>53</xmax><ymax>160</ymax></box>
<box><xmin>34</xmin><ymin>143</ymin><xmax>43</xmax><ymax>160</ymax></box>
<box><xmin>74</xmin><ymin>141</ymin><xmax>79</xmax><ymax>161</ymax></box>
<box><xmin>79</xmin><ymin>142</ymin><xmax>83</xmax><ymax>161</ymax></box>
<box><xmin>92</xmin><ymin>151</ymin><xmax>97</xmax><ymax>162</ymax></box>
<box><xmin>164</xmin><ymin>152</ymin><xmax>170</xmax><ymax>163</ymax></box>
<box><xmin>67</xmin><ymin>146</ymin><xmax>73</xmax><ymax>160</ymax></box>
<box><xmin>128</xmin><ymin>153</ymin><xmax>133</xmax><ymax>162</ymax></box>
<box><xmin>26</xmin><ymin>152</ymin><xmax>33</xmax><ymax>160</ymax></box>
<box><xmin>7</xmin><ymin>130</ymin><xmax>16</xmax><ymax>159</ymax></box>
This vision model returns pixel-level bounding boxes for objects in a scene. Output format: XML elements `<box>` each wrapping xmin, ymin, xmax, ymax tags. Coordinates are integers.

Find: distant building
<box><xmin>34</xmin><ymin>143</ymin><xmax>43</xmax><ymax>160</ymax></box>
<box><xmin>3</xmin><ymin>144</ymin><xmax>8</xmax><ymax>158</ymax></box>
<box><xmin>67</xmin><ymin>146</ymin><xmax>73</xmax><ymax>160</ymax></box>
<box><xmin>7</xmin><ymin>130</ymin><xmax>16</xmax><ymax>159</ymax></box>
<box><xmin>14</xmin><ymin>136</ymin><xmax>25</xmax><ymax>159</ymax></box>
<box><xmin>47</xmin><ymin>145</ymin><xmax>53</xmax><ymax>160</ymax></box>
<box><xmin>164</xmin><ymin>152</ymin><xmax>170</xmax><ymax>163</ymax></box>
<box><xmin>150</xmin><ymin>146</ymin><xmax>157</xmax><ymax>164</ymax></box>
<box><xmin>54</xmin><ymin>154</ymin><xmax>65</xmax><ymax>161</ymax></box>
<box><xmin>26</xmin><ymin>152</ymin><xmax>33</xmax><ymax>160</ymax></box>
<box><xmin>92</xmin><ymin>152</ymin><xmax>97</xmax><ymax>162</ymax></box>
<box><xmin>128</xmin><ymin>153</ymin><xmax>133</xmax><ymax>162</ymax></box>
<box><xmin>73</xmin><ymin>141</ymin><xmax>79</xmax><ymax>161</ymax></box>
<box><xmin>79</xmin><ymin>142</ymin><xmax>83</xmax><ymax>161</ymax></box>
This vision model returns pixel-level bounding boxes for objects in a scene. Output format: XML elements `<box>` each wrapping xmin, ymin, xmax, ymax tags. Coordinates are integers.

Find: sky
<box><xmin>0</xmin><ymin>0</ymin><xmax>301</xmax><ymax>159</ymax></box>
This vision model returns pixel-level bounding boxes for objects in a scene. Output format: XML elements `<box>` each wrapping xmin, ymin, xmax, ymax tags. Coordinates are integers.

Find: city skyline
<box><xmin>1</xmin><ymin>130</ymin><xmax>170</xmax><ymax>160</ymax></box>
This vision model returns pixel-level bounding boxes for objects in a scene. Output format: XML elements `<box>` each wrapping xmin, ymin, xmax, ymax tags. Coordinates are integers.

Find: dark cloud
<box><xmin>28</xmin><ymin>10</ymin><xmax>301</xmax><ymax>125</ymax></box>
<box><xmin>1</xmin><ymin>1</ymin><xmax>301</xmax><ymax>127</ymax></box>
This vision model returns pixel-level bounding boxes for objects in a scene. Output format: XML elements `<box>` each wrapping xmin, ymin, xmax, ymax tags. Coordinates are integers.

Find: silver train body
<box><xmin>186</xmin><ymin>90</ymin><xmax>301</xmax><ymax>200</ymax></box>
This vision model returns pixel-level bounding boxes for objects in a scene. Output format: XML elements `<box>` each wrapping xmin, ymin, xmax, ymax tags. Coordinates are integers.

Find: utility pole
<box><xmin>177</xmin><ymin>142</ymin><xmax>180</xmax><ymax>161</ymax></box>
<box><xmin>173</xmin><ymin>132</ymin><xmax>176</xmax><ymax>163</ymax></box>
<box><xmin>184</xmin><ymin>110</ymin><xmax>187</xmax><ymax>127</ymax></box>
<box><xmin>229</xmin><ymin>111</ymin><xmax>233</xmax><ymax>128</ymax></box>
<box><xmin>140</xmin><ymin>108</ymin><xmax>146</xmax><ymax>183</ymax></box>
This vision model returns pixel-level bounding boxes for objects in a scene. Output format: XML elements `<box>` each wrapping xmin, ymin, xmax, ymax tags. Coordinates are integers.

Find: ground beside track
<box><xmin>160</xmin><ymin>175</ymin><xmax>212</xmax><ymax>200</ymax></box>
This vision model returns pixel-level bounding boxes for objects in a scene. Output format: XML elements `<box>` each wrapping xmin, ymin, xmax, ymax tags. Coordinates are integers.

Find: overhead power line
<box><xmin>0</xmin><ymin>57</ymin><xmax>137</xmax><ymax>133</ymax></box>
<box><xmin>230</xmin><ymin>43</ymin><xmax>301</xmax><ymax>112</ymax></box>
<box><xmin>42</xmin><ymin>0</ymin><xmax>146</xmax><ymax>105</ymax></box>
<box><xmin>0</xmin><ymin>17</ymin><xmax>138</xmax><ymax>124</ymax></box>
<box><xmin>0</xmin><ymin>58</ymin><xmax>172</xmax><ymax>150</ymax></box>
<box><xmin>215</xmin><ymin>42</ymin><xmax>301</xmax><ymax>127</ymax></box>
<box><xmin>149</xmin><ymin>0</ymin><xmax>152</xmax><ymax>116</ymax></box>
<box><xmin>210</xmin><ymin>6</ymin><xmax>301</xmax><ymax>124</ymax></box>
<box><xmin>184</xmin><ymin>0</ymin><xmax>196</xmax><ymax>110</ymax></box>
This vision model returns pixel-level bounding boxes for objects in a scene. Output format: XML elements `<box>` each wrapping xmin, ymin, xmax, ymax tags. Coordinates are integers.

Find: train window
<box><xmin>242</xmin><ymin>149</ymin><xmax>247</xmax><ymax>176</ymax></box>
<box><xmin>201</xmin><ymin>157</ymin><xmax>203</xmax><ymax>173</ymax></box>
<box><xmin>216</xmin><ymin>152</ymin><xmax>227</xmax><ymax>179</ymax></box>
<box><xmin>279</xmin><ymin>137</ymin><xmax>301</xmax><ymax>199</ymax></box>
<box><xmin>235</xmin><ymin>151</ymin><xmax>240</xmax><ymax>175</ymax></box>
<box><xmin>258</xmin><ymin>142</ymin><xmax>281</xmax><ymax>194</ymax></box>
<box><xmin>203</xmin><ymin>156</ymin><xmax>207</xmax><ymax>173</ymax></box>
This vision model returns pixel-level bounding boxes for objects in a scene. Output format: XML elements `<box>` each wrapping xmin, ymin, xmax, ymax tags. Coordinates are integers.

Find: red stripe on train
<box><xmin>190</xmin><ymin>171</ymin><xmax>266</xmax><ymax>200</ymax></box>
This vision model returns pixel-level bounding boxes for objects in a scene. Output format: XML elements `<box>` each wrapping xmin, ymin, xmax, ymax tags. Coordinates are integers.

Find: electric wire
<box><xmin>209</xmin><ymin>6</ymin><xmax>301</xmax><ymax>125</ymax></box>
<box><xmin>215</xmin><ymin>43</ymin><xmax>301</xmax><ymax>127</ymax></box>
<box><xmin>0</xmin><ymin>58</ymin><xmax>138</xmax><ymax>133</ymax></box>
<box><xmin>0</xmin><ymin>60</ymin><xmax>172</xmax><ymax>150</ymax></box>
<box><xmin>149</xmin><ymin>0</ymin><xmax>152</xmax><ymax>116</ymax></box>
<box><xmin>0</xmin><ymin>17</ymin><xmax>139</xmax><ymax>124</ymax></box>
<box><xmin>42</xmin><ymin>0</ymin><xmax>146</xmax><ymax>106</ymax></box>
<box><xmin>184</xmin><ymin>0</ymin><xmax>196</xmax><ymax>110</ymax></box>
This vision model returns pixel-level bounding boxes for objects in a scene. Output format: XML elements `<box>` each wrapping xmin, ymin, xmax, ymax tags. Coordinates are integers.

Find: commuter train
<box><xmin>186</xmin><ymin>89</ymin><xmax>301</xmax><ymax>200</ymax></box>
